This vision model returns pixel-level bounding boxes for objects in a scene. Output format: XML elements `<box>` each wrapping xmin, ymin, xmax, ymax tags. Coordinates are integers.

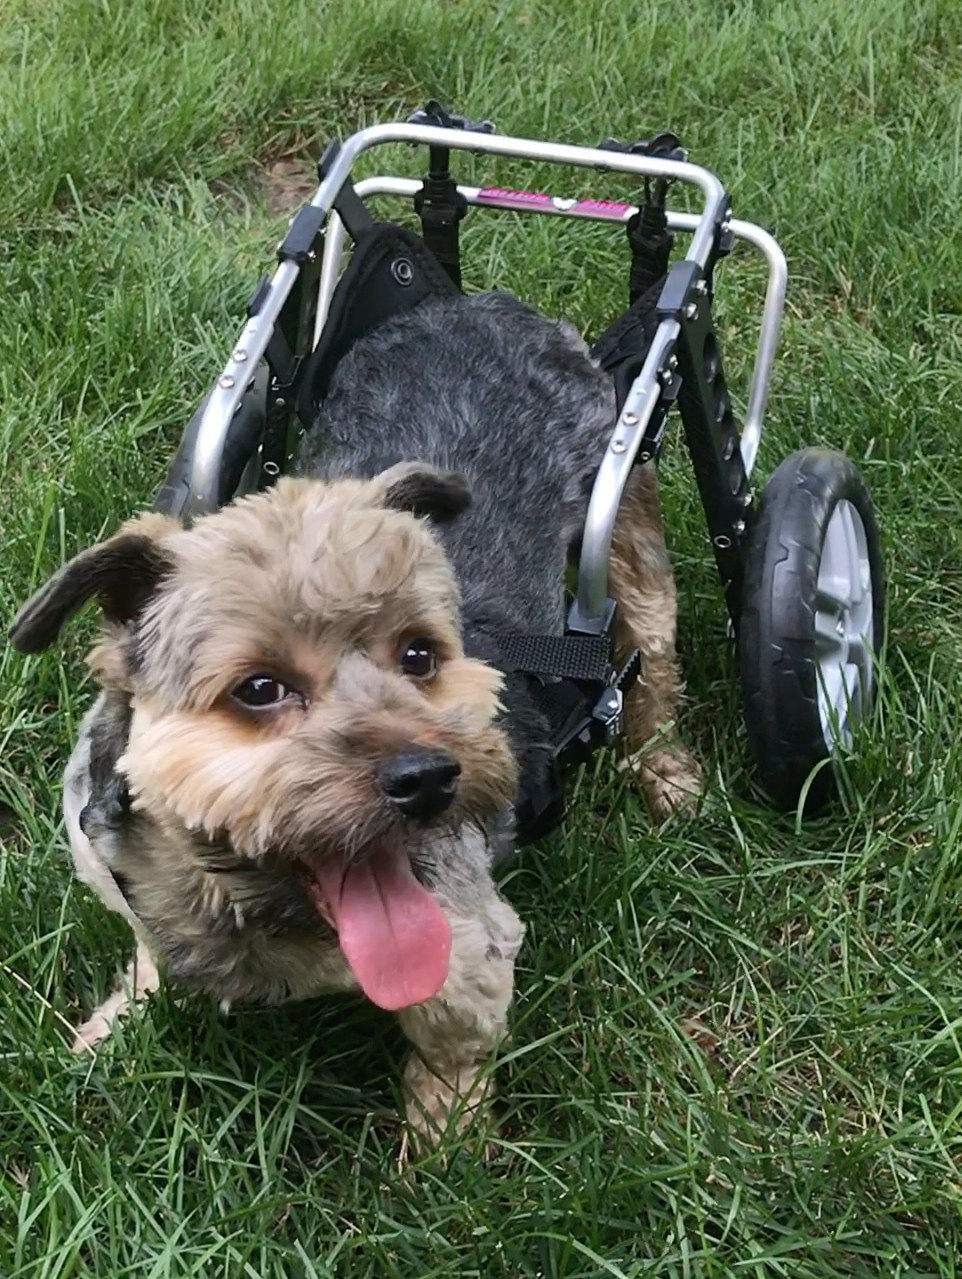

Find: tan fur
<box><xmin>42</xmin><ymin>473</ymin><xmax>522</xmax><ymax>1147</ymax></box>
<box><xmin>31</xmin><ymin>460</ymin><xmax>696</xmax><ymax>1151</ymax></box>
<box><xmin>608</xmin><ymin>465</ymin><xmax>703</xmax><ymax>818</ymax></box>
<box><xmin>132</xmin><ymin>479</ymin><xmax>465</xmax><ymax>710</ymax></box>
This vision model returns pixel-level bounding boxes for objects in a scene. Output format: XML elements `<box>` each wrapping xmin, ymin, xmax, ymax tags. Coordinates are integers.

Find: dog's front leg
<box><xmin>397</xmin><ymin>888</ymin><xmax>524</xmax><ymax>1152</ymax></box>
<box><xmin>72</xmin><ymin>935</ymin><xmax>160</xmax><ymax>1052</ymax></box>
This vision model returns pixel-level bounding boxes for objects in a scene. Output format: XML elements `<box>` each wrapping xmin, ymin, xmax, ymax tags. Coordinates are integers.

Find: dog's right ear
<box><xmin>379</xmin><ymin>463</ymin><xmax>472</xmax><ymax>525</ymax></box>
<box><xmin>9</xmin><ymin>514</ymin><xmax>179</xmax><ymax>654</ymax></box>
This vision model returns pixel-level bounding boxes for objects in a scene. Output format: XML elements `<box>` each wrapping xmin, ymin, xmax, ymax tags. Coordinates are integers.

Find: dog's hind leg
<box><xmin>71</xmin><ymin>936</ymin><xmax>160</xmax><ymax>1052</ymax></box>
<box><xmin>396</xmin><ymin>888</ymin><xmax>524</xmax><ymax>1154</ymax></box>
<box><xmin>608</xmin><ymin>464</ymin><xmax>702</xmax><ymax>819</ymax></box>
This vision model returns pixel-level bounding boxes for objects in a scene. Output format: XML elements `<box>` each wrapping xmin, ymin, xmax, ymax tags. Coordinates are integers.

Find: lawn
<box><xmin>3</xmin><ymin>0</ymin><xmax>962</xmax><ymax>1274</ymax></box>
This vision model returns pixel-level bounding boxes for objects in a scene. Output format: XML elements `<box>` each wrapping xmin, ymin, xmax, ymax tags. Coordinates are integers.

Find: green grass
<box><xmin>3</xmin><ymin>0</ymin><xmax>962</xmax><ymax>1273</ymax></box>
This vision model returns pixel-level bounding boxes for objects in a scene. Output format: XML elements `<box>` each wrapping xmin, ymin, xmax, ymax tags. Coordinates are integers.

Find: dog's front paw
<box><xmin>69</xmin><ymin>944</ymin><xmax>161</xmax><ymax>1053</ymax></box>
<box><xmin>401</xmin><ymin>1053</ymin><xmax>495</xmax><ymax>1156</ymax></box>
<box><xmin>71</xmin><ymin>1011</ymin><xmax>116</xmax><ymax>1053</ymax></box>
<box><xmin>623</xmin><ymin>747</ymin><xmax>703</xmax><ymax>821</ymax></box>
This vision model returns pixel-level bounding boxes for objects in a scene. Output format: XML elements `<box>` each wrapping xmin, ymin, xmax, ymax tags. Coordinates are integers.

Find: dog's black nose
<box><xmin>378</xmin><ymin>750</ymin><xmax>461</xmax><ymax>820</ymax></box>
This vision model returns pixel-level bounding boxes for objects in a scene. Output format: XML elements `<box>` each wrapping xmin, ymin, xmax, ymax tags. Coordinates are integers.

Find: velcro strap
<box><xmin>589</xmin><ymin>276</ymin><xmax>666</xmax><ymax>416</ymax></box>
<box><xmin>491</xmin><ymin>633</ymin><xmax>612</xmax><ymax>683</ymax></box>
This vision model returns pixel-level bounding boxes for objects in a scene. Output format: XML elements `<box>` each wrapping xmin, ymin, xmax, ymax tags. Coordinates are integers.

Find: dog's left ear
<box><xmin>9</xmin><ymin>513</ymin><xmax>179</xmax><ymax>654</ymax></box>
<box><xmin>379</xmin><ymin>464</ymin><xmax>472</xmax><ymax>525</ymax></box>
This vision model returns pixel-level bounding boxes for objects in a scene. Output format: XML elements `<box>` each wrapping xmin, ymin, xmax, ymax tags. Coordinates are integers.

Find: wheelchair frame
<box><xmin>170</xmin><ymin>120</ymin><xmax>787</xmax><ymax>643</ymax></box>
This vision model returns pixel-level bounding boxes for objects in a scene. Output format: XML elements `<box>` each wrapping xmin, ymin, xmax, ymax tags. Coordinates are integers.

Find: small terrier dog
<box><xmin>12</xmin><ymin>292</ymin><xmax>700</xmax><ymax>1146</ymax></box>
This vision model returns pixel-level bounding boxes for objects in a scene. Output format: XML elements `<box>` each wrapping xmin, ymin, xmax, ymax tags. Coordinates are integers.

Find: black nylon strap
<box><xmin>414</xmin><ymin>176</ymin><xmax>467</xmax><ymax>290</ymax></box>
<box><xmin>491</xmin><ymin>633</ymin><xmax>612</xmax><ymax>683</ymax></box>
<box><xmin>627</xmin><ymin>203</ymin><xmax>673</xmax><ymax>305</ymax></box>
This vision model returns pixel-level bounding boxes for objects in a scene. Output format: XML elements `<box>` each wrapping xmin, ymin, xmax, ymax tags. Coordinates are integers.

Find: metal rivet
<box><xmin>621</xmin><ymin>412</ymin><xmax>639</xmax><ymax>426</ymax></box>
<box><xmin>391</xmin><ymin>257</ymin><xmax>414</xmax><ymax>286</ymax></box>
<box><xmin>695</xmin><ymin>279</ymin><xmax>708</xmax><ymax>295</ymax></box>
<box><xmin>275</xmin><ymin>397</ymin><xmax>286</xmax><ymax>408</ymax></box>
<box><xmin>669</xmin><ymin>355</ymin><xmax>678</xmax><ymax>369</ymax></box>
<box><xmin>611</xmin><ymin>440</ymin><xmax>628</xmax><ymax>453</ymax></box>
<box><xmin>684</xmin><ymin>303</ymin><xmax>698</xmax><ymax>320</ymax></box>
<box><xmin>219</xmin><ymin>374</ymin><xmax>235</xmax><ymax>389</ymax></box>
<box><xmin>734</xmin><ymin>519</ymin><xmax>746</xmax><ymax>535</ymax></box>
<box><xmin>639</xmin><ymin>450</ymin><xmax>651</xmax><ymax>463</ymax></box>
<box><xmin>233</xmin><ymin>348</ymin><xmax>248</xmax><ymax>362</ymax></box>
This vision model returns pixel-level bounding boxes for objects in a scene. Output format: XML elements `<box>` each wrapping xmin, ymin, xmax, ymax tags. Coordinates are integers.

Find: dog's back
<box><xmin>303</xmin><ymin>291</ymin><xmax>616</xmax><ymax>636</ymax></box>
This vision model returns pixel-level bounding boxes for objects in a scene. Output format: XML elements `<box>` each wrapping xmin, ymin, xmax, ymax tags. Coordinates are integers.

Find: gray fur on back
<box><xmin>300</xmin><ymin>292</ymin><xmax>616</xmax><ymax>638</ymax></box>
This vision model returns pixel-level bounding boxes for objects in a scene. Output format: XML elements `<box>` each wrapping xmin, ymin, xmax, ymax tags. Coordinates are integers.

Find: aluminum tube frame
<box><xmin>186</xmin><ymin>123</ymin><xmax>728</xmax><ymax>517</ymax></box>
<box><xmin>569</xmin><ymin>318</ymin><xmax>681</xmax><ymax>629</ymax></box>
<box><xmin>320</xmin><ymin>176</ymin><xmax>787</xmax><ymax>476</ymax></box>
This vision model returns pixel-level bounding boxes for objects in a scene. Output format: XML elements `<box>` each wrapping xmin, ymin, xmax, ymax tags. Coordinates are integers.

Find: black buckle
<box><xmin>553</xmin><ymin>645</ymin><xmax>641</xmax><ymax>764</ymax></box>
<box><xmin>598</xmin><ymin>131</ymin><xmax>688</xmax><ymax>210</ymax></box>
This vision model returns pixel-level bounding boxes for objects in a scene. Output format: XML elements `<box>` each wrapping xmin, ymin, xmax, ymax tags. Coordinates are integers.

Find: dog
<box><xmin>11</xmin><ymin>291</ymin><xmax>701</xmax><ymax>1147</ymax></box>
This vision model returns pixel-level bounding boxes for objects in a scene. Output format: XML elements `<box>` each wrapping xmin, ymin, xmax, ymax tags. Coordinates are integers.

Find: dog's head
<box><xmin>11</xmin><ymin>466</ymin><xmax>517</xmax><ymax>1010</ymax></box>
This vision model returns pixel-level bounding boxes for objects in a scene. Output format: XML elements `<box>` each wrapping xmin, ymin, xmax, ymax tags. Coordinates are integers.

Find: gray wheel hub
<box><xmin>814</xmin><ymin>498</ymin><xmax>875</xmax><ymax>750</ymax></box>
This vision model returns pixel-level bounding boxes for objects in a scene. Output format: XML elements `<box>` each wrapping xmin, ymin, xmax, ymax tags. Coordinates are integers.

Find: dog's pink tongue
<box><xmin>311</xmin><ymin>851</ymin><xmax>451</xmax><ymax>1011</ymax></box>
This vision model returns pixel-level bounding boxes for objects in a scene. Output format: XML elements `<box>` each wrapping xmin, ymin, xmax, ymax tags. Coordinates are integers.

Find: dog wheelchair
<box><xmin>155</xmin><ymin>103</ymin><xmax>885</xmax><ymax>833</ymax></box>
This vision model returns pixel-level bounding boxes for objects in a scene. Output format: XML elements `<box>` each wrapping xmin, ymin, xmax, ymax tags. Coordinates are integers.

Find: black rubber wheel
<box><xmin>740</xmin><ymin>447</ymin><xmax>885</xmax><ymax>811</ymax></box>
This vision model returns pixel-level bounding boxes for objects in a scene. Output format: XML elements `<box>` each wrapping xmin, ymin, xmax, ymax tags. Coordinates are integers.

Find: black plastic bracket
<box><xmin>657</xmin><ymin>258</ymin><xmax>753</xmax><ymax>631</ymax></box>
<box><xmin>598</xmin><ymin>131</ymin><xmax>688</xmax><ymax>166</ymax></box>
<box><xmin>551</xmin><ymin>644</ymin><xmax>642</xmax><ymax>766</ymax></box>
<box><xmin>247</xmin><ymin>274</ymin><xmax>270</xmax><ymax>317</ymax></box>
<box><xmin>636</xmin><ymin>363</ymin><xmax>679</xmax><ymax>467</ymax></box>
<box><xmin>277</xmin><ymin>204</ymin><xmax>326</xmax><ymax>266</ymax></box>
<box><xmin>707</xmin><ymin>209</ymin><xmax>735</xmax><ymax>301</ymax></box>
<box><xmin>413</xmin><ymin>172</ymin><xmax>467</xmax><ymax>289</ymax></box>
<box><xmin>407</xmin><ymin>100</ymin><xmax>497</xmax><ymax>138</ymax></box>
<box><xmin>551</xmin><ymin>598</ymin><xmax>642</xmax><ymax>765</ymax></box>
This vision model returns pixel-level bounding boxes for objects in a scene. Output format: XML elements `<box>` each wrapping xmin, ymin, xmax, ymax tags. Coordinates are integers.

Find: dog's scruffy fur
<box><xmin>12</xmin><ymin>292</ymin><xmax>700</xmax><ymax>1147</ymax></box>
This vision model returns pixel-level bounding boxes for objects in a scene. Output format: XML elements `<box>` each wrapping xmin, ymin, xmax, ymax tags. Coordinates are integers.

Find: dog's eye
<box><xmin>231</xmin><ymin>675</ymin><xmax>299</xmax><ymax>709</ymax></box>
<box><xmin>399</xmin><ymin>639</ymin><xmax>438</xmax><ymax>680</ymax></box>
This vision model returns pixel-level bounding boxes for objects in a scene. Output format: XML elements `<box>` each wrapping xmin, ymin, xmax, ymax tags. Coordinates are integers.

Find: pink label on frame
<box><xmin>477</xmin><ymin>187</ymin><xmax>556</xmax><ymax>208</ymax></box>
<box><xmin>569</xmin><ymin>198</ymin><xmax>634</xmax><ymax>220</ymax></box>
<box><xmin>476</xmin><ymin>188</ymin><xmax>633</xmax><ymax>221</ymax></box>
